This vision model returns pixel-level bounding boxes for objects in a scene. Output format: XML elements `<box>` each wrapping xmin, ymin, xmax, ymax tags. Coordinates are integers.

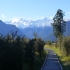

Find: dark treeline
<box><xmin>0</xmin><ymin>31</ymin><xmax>45</xmax><ymax>70</ymax></box>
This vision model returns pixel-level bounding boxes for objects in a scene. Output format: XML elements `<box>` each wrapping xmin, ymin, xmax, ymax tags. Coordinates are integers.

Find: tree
<box><xmin>35</xmin><ymin>38</ymin><xmax>44</xmax><ymax>58</ymax></box>
<box><xmin>0</xmin><ymin>32</ymin><xmax>24</xmax><ymax>70</ymax></box>
<box><xmin>46</xmin><ymin>41</ymin><xmax>52</xmax><ymax>46</ymax></box>
<box><xmin>51</xmin><ymin>9</ymin><xmax>66</xmax><ymax>50</ymax></box>
<box><xmin>33</xmin><ymin>32</ymin><xmax>37</xmax><ymax>39</ymax></box>
<box><xmin>37</xmin><ymin>39</ymin><xmax>44</xmax><ymax>57</ymax></box>
<box><xmin>24</xmin><ymin>39</ymin><xmax>36</xmax><ymax>70</ymax></box>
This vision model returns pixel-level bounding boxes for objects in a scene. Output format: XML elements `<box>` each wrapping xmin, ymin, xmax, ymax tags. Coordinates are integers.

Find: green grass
<box><xmin>44</xmin><ymin>45</ymin><xmax>70</xmax><ymax>70</ymax></box>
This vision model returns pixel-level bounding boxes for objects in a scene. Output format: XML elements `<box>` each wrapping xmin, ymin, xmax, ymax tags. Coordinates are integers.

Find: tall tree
<box><xmin>36</xmin><ymin>38</ymin><xmax>44</xmax><ymax>58</ymax></box>
<box><xmin>33</xmin><ymin>32</ymin><xmax>37</xmax><ymax>39</ymax></box>
<box><xmin>52</xmin><ymin>9</ymin><xmax>66</xmax><ymax>49</ymax></box>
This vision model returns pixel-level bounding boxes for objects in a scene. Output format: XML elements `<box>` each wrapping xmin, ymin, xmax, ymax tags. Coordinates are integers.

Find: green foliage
<box><xmin>46</xmin><ymin>41</ymin><xmax>52</xmax><ymax>46</ymax></box>
<box><xmin>33</xmin><ymin>32</ymin><xmax>37</xmax><ymax>39</ymax></box>
<box><xmin>0</xmin><ymin>32</ymin><xmax>24</xmax><ymax>70</ymax></box>
<box><xmin>0</xmin><ymin>31</ymin><xmax>46</xmax><ymax>70</ymax></box>
<box><xmin>35</xmin><ymin>38</ymin><xmax>45</xmax><ymax>58</ymax></box>
<box><xmin>62</xmin><ymin>37</ymin><xmax>70</xmax><ymax>56</ymax></box>
<box><xmin>52</xmin><ymin>9</ymin><xmax>66</xmax><ymax>38</ymax></box>
<box><xmin>51</xmin><ymin>9</ymin><xmax>66</xmax><ymax>51</ymax></box>
<box><xmin>45</xmin><ymin>44</ymin><xmax>70</xmax><ymax>70</ymax></box>
<box><xmin>24</xmin><ymin>39</ymin><xmax>36</xmax><ymax>69</ymax></box>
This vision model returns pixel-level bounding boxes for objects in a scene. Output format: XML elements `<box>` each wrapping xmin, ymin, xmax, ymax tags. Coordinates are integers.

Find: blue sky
<box><xmin>0</xmin><ymin>0</ymin><xmax>70</xmax><ymax>21</ymax></box>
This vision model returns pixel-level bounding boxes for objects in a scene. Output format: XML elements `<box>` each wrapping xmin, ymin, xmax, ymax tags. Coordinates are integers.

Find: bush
<box><xmin>0</xmin><ymin>32</ymin><xmax>45</xmax><ymax>70</ymax></box>
<box><xmin>62</xmin><ymin>37</ymin><xmax>70</xmax><ymax>56</ymax></box>
<box><xmin>46</xmin><ymin>41</ymin><xmax>52</xmax><ymax>46</ymax></box>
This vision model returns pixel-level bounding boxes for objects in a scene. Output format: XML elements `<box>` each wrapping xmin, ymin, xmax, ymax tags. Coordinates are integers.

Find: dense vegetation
<box><xmin>0</xmin><ymin>31</ymin><xmax>46</xmax><ymax>70</ymax></box>
<box><xmin>0</xmin><ymin>9</ymin><xmax>70</xmax><ymax>70</ymax></box>
<box><xmin>51</xmin><ymin>9</ymin><xmax>70</xmax><ymax>57</ymax></box>
<box><xmin>45</xmin><ymin>9</ymin><xmax>70</xmax><ymax>70</ymax></box>
<box><xmin>45</xmin><ymin>40</ymin><xmax>70</xmax><ymax>70</ymax></box>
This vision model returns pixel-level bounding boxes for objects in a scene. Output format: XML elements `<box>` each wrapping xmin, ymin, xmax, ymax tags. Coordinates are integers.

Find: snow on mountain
<box><xmin>2</xmin><ymin>18</ymin><xmax>70</xmax><ymax>41</ymax></box>
<box><xmin>5</xmin><ymin>17</ymin><xmax>52</xmax><ymax>28</ymax></box>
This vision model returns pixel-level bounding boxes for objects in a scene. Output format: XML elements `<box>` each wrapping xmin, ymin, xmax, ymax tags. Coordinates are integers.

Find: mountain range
<box><xmin>5</xmin><ymin>18</ymin><xmax>52</xmax><ymax>28</ymax></box>
<box><xmin>0</xmin><ymin>18</ymin><xmax>69</xmax><ymax>41</ymax></box>
<box><xmin>0</xmin><ymin>20</ymin><xmax>23</xmax><ymax>36</ymax></box>
<box><xmin>5</xmin><ymin>17</ymin><xmax>53</xmax><ymax>40</ymax></box>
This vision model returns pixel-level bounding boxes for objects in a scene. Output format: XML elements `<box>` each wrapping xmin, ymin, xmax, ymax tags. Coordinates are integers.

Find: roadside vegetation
<box><xmin>0</xmin><ymin>31</ymin><xmax>47</xmax><ymax>70</ymax></box>
<box><xmin>44</xmin><ymin>9</ymin><xmax>70</xmax><ymax>70</ymax></box>
<box><xmin>44</xmin><ymin>43</ymin><xmax>70</xmax><ymax>70</ymax></box>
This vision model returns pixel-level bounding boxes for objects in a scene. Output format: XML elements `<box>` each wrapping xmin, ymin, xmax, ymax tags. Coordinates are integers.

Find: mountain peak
<box><xmin>5</xmin><ymin>17</ymin><xmax>52</xmax><ymax>28</ymax></box>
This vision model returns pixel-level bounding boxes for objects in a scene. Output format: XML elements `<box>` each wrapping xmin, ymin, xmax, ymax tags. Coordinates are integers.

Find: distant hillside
<box><xmin>0</xmin><ymin>20</ymin><xmax>23</xmax><ymax>36</ymax></box>
<box><xmin>5</xmin><ymin>19</ymin><xmax>70</xmax><ymax>41</ymax></box>
<box><xmin>44</xmin><ymin>21</ymin><xmax>70</xmax><ymax>41</ymax></box>
<box><xmin>64</xmin><ymin>21</ymin><xmax>70</xmax><ymax>36</ymax></box>
<box><xmin>20</xmin><ymin>26</ymin><xmax>52</xmax><ymax>39</ymax></box>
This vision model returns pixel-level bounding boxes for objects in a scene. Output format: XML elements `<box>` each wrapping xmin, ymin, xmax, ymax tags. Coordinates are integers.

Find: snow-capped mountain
<box><xmin>5</xmin><ymin>17</ymin><xmax>53</xmax><ymax>39</ymax></box>
<box><xmin>0</xmin><ymin>17</ymin><xmax>70</xmax><ymax>41</ymax></box>
<box><xmin>5</xmin><ymin>17</ymin><xmax>52</xmax><ymax>28</ymax></box>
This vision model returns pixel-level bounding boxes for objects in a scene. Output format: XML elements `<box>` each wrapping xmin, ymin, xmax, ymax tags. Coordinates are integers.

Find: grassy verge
<box><xmin>44</xmin><ymin>45</ymin><xmax>70</xmax><ymax>70</ymax></box>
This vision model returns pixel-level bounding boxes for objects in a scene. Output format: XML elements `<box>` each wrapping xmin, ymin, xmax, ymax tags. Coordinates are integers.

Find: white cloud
<box><xmin>1</xmin><ymin>14</ymin><xmax>6</xmax><ymax>18</ymax></box>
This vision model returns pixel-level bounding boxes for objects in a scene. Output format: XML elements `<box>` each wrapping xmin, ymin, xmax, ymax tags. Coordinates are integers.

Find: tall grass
<box><xmin>44</xmin><ymin>45</ymin><xmax>70</xmax><ymax>70</ymax></box>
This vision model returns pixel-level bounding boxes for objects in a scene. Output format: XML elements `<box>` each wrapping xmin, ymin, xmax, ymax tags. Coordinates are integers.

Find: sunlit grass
<box><xmin>61</xmin><ymin>55</ymin><xmax>70</xmax><ymax>65</ymax></box>
<box><xmin>44</xmin><ymin>45</ymin><xmax>62</xmax><ymax>56</ymax></box>
<box><xmin>44</xmin><ymin>45</ymin><xmax>70</xmax><ymax>70</ymax></box>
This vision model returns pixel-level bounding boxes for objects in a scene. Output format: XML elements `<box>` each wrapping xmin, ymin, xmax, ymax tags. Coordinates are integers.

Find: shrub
<box><xmin>46</xmin><ymin>41</ymin><xmax>52</xmax><ymax>46</ymax></box>
<box><xmin>62</xmin><ymin>37</ymin><xmax>70</xmax><ymax>56</ymax></box>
